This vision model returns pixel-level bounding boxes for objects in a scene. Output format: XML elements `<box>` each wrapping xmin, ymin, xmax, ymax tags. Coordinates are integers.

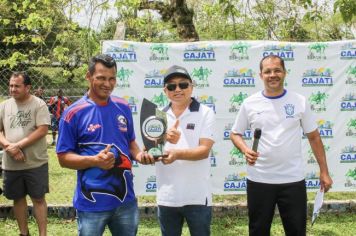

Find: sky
<box><xmin>71</xmin><ymin>0</ymin><xmax>118</xmax><ymax>31</ymax></box>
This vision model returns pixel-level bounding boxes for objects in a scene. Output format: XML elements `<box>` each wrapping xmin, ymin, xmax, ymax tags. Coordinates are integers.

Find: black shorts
<box><xmin>3</xmin><ymin>163</ymin><xmax>49</xmax><ymax>200</ymax></box>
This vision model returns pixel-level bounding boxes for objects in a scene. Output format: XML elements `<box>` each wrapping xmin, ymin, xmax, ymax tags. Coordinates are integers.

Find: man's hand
<box><xmin>95</xmin><ymin>144</ymin><xmax>115</xmax><ymax>170</ymax></box>
<box><xmin>320</xmin><ymin>172</ymin><xmax>333</xmax><ymax>193</ymax></box>
<box><xmin>5</xmin><ymin>143</ymin><xmax>26</xmax><ymax>162</ymax></box>
<box><xmin>160</xmin><ymin>149</ymin><xmax>178</xmax><ymax>165</ymax></box>
<box><xmin>166</xmin><ymin>120</ymin><xmax>181</xmax><ymax>144</ymax></box>
<box><xmin>12</xmin><ymin>149</ymin><xmax>26</xmax><ymax>162</ymax></box>
<box><xmin>136</xmin><ymin>151</ymin><xmax>156</xmax><ymax>165</ymax></box>
<box><xmin>243</xmin><ymin>148</ymin><xmax>259</xmax><ymax>166</ymax></box>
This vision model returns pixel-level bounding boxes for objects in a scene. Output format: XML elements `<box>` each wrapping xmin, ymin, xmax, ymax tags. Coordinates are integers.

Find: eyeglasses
<box><xmin>165</xmin><ymin>82</ymin><xmax>191</xmax><ymax>91</ymax></box>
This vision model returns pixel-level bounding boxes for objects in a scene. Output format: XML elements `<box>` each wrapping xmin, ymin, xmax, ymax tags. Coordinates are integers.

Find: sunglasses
<box><xmin>165</xmin><ymin>82</ymin><xmax>191</xmax><ymax>91</ymax></box>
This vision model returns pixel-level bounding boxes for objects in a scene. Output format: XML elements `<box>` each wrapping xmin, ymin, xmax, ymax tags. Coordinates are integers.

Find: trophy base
<box><xmin>153</xmin><ymin>154</ymin><xmax>168</xmax><ymax>159</ymax></box>
<box><xmin>148</xmin><ymin>147</ymin><xmax>167</xmax><ymax>159</ymax></box>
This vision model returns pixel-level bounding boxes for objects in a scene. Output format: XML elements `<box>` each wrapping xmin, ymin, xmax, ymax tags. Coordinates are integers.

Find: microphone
<box><xmin>252</xmin><ymin>128</ymin><xmax>262</xmax><ymax>152</ymax></box>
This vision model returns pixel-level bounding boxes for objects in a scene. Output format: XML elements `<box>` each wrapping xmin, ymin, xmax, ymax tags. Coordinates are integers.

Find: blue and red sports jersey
<box><xmin>48</xmin><ymin>96</ymin><xmax>71</xmax><ymax>119</ymax></box>
<box><xmin>56</xmin><ymin>94</ymin><xmax>136</xmax><ymax>212</ymax></box>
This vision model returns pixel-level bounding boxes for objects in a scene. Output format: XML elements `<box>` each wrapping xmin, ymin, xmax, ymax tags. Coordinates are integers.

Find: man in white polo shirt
<box><xmin>155</xmin><ymin>65</ymin><xmax>215</xmax><ymax>236</ymax></box>
<box><xmin>230</xmin><ymin>55</ymin><xmax>333</xmax><ymax>236</ymax></box>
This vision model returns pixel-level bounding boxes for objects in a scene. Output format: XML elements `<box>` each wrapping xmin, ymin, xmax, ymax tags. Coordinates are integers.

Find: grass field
<box><xmin>1</xmin><ymin>212</ymin><xmax>356</xmax><ymax>236</ymax></box>
<box><xmin>1</xmin><ymin>145</ymin><xmax>355</xmax><ymax>205</ymax></box>
<box><xmin>1</xmin><ymin>144</ymin><xmax>356</xmax><ymax>235</ymax></box>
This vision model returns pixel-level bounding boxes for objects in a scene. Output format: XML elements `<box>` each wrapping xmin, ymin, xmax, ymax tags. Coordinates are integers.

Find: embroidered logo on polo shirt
<box><xmin>117</xmin><ymin>115</ymin><xmax>128</xmax><ymax>132</ymax></box>
<box><xmin>284</xmin><ymin>104</ymin><xmax>295</xmax><ymax>118</ymax></box>
<box><xmin>186</xmin><ymin>123</ymin><xmax>195</xmax><ymax>130</ymax></box>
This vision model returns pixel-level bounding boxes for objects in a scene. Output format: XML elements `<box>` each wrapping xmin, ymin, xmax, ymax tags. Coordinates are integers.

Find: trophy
<box><xmin>140</xmin><ymin>98</ymin><xmax>167</xmax><ymax>158</ymax></box>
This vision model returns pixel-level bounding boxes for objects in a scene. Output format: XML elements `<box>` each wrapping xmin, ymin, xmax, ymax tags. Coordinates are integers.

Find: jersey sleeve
<box><xmin>56</xmin><ymin>109</ymin><xmax>78</xmax><ymax>154</ymax></box>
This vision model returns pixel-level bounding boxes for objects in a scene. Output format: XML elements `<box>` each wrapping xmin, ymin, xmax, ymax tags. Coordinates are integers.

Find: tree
<box><xmin>138</xmin><ymin>0</ymin><xmax>199</xmax><ymax>41</ymax></box>
<box><xmin>0</xmin><ymin>0</ymin><xmax>97</xmax><ymax>96</ymax></box>
<box><xmin>95</xmin><ymin>0</ymin><xmax>354</xmax><ymax>42</ymax></box>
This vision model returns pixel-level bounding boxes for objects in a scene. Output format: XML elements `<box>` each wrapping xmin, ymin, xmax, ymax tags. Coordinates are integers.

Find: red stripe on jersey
<box><xmin>64</xmin><ymin>102</ymin><xmax>90</xmax><ymax>123</ymax></box>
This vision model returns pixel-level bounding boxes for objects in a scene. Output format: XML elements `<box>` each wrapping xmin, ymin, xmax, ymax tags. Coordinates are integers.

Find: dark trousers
<box><xmin>158</xmin><ymin>205</ymin><xmax>212</xmax><ymax>236</ymax></box>
<box><xmin>247</xmin><ymin>179</ymin><xmax>307</xmax><ymax>236</ymax></box>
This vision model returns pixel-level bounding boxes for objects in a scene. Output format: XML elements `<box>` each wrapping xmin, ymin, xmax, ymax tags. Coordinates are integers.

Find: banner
<box><xmin>102</xmin><ymin>40</ymin><xmax>356</xmax><ymax>195</ymax></box>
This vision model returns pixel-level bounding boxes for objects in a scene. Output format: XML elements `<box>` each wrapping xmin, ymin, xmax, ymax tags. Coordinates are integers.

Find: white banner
<box><xmin>102</xmin><ymin>40</ymin><xmax>356</xmax><ymax>195</ymax></box>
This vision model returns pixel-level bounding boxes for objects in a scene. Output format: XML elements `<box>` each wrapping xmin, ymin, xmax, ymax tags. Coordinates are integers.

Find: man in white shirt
<box><xmin>155</xmin><ymin>65</ymin><xmax>215</xmax><ymax>236</ymax></box>
<box><xmin>230</xmin><ymin>55</ymin><xmax>333</xmax><ymax>236</ymax></box>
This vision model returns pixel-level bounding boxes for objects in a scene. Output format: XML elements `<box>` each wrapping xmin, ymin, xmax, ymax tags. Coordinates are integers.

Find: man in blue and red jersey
<box><xmin>47</xmin><ymin>89</ymin><xmax>71</xmax><ymax>145</ymax></box>
<box><xmin>56</xmin><ymin>54</ymin><xmax>155</xmax><ymax>236</ymax></box>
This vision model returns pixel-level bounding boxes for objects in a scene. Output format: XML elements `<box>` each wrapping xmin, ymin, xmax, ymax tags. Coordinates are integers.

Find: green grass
<box><xmin>1</xmin><ymin>213</ymin><xmax>356</xmax><ymax>236</ymax></box>
<box><xmin>1</xmin><ymin>144</ymin><xmax>355</xmax><ymax>205</ymax></box>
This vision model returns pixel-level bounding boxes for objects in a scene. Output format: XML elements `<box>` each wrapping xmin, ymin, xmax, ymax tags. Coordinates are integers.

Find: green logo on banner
<box><xmin>346</xmin><ymin>118</ymin><xmax>356</xmax><ymax>137</ymax></box>
<box><xmin>151</xmin><ymin>93</ymin><xmax>169</xmax><ymax>108</ymax></box>
<box><xmin>229</xmin><ymin>147</ymin><xmax>246</xmax><ymax>166</ymax></box>
<box><xmin>230</xmin><ymin>42</ymin><xmax>250</xmax><ymax>60</ymax></box>
<box><xmin>150</xmin><ymin>44</ymin><xmax>169</xmax><ymax>61</ymax></box>
<box><xmin>116</xmin><ymin>67</ymin><xmax>133</xmax><ymax>88</ymax></box>
<box><xmin>191</xmin><ymin>66</ymin><xmax>212</xmax><ymax>88</ymax></box>
<box><xmin>346</xmin><ymin>168</ymin><xmax>356</xmax><ymax>181</ymax></box>
<box><xmin>229</xmin><ymin>92</ymin><xmax>248</xmax><ymax>113</ymax></box>
<box><xmin>309</xmin><ymin>91</ymin><xmax>329</xmax><ymax>112</ymax></box>
<box><xmin>346</xmin><ymin>65</ymin><xmax>356</xmax><ymax>85</ymax></box>
<box><xmin>307</xmin><ymin>43</ymin><xmax>328</xmax><ymax>60</ymax></box>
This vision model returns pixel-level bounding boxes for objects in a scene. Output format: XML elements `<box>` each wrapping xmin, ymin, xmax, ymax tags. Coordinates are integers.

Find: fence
<box><xmin>0</xmin><ymin>49</ymin><xmax>87</xmax><ymax>102</ymax></box>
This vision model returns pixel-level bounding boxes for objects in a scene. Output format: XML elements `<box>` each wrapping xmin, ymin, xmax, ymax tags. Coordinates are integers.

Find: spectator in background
<box><xmin>34</xmin><ymin>86</ymin><xmax>45</xmax><ymax>100</ymax></box>
<box><xmin>0</xmin><ymin>72</ymin><xmax>50</xmax><ymax>236</ymax></box>
<box><xmin>47</xmin><ymin>89</ymin><xmax>71</xmax><ymax>145</ymax></box>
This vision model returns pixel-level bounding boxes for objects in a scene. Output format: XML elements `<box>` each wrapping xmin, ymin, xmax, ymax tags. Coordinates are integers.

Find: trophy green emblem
<box><xmin>140</xmin><ymin>98</ymin><xmax>167</xmax><ymax>158</ymax></box>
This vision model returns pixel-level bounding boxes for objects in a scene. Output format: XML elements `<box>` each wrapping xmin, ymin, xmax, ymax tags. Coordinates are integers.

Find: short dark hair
<box><xmin>88</xmin><ymin>54</ymin><xmax>117</xmax><ymax>75</ymax></box>
<box><xmin>11</xmin><ymin>72</ymin><xmax>31</xmax><ymax>85</ymax></box>
<box><xmin>259</xmin><ymin>55</ymin><xmax>285</xmax><ymax>72</ymax></box>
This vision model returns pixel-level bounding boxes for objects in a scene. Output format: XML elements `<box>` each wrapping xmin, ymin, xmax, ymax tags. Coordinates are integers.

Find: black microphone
<box><xmin>252</xmin><ymin>128</ymin><xmax>262</xmax><ymax>152</ymax></box>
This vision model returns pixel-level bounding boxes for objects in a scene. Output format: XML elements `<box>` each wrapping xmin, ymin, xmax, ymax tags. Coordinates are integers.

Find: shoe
<box><xmin>19</xmin><ymin>231</ymin><xmax>30</xmax><ymax>236</ymax></box>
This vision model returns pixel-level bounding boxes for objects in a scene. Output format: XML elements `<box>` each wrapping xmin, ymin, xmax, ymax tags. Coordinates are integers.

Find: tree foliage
<box><xmin>0</xmin><ymin>0</ymin><xmax>100</xmax><ymax>93</ymax></box>
<box><xmin>334</xmin><ymin>0</ymin><xmax>356</xmax><ymax>24</ymax></box>
<box><xmin>99</xmin><ymin>0</ymin><xmax>355</xmax><ymax>42</ymax></box>
<box><xmin>0</xmin><ymin>0</ymin><xmax>354</xmax><ymax>97</ymax></box>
